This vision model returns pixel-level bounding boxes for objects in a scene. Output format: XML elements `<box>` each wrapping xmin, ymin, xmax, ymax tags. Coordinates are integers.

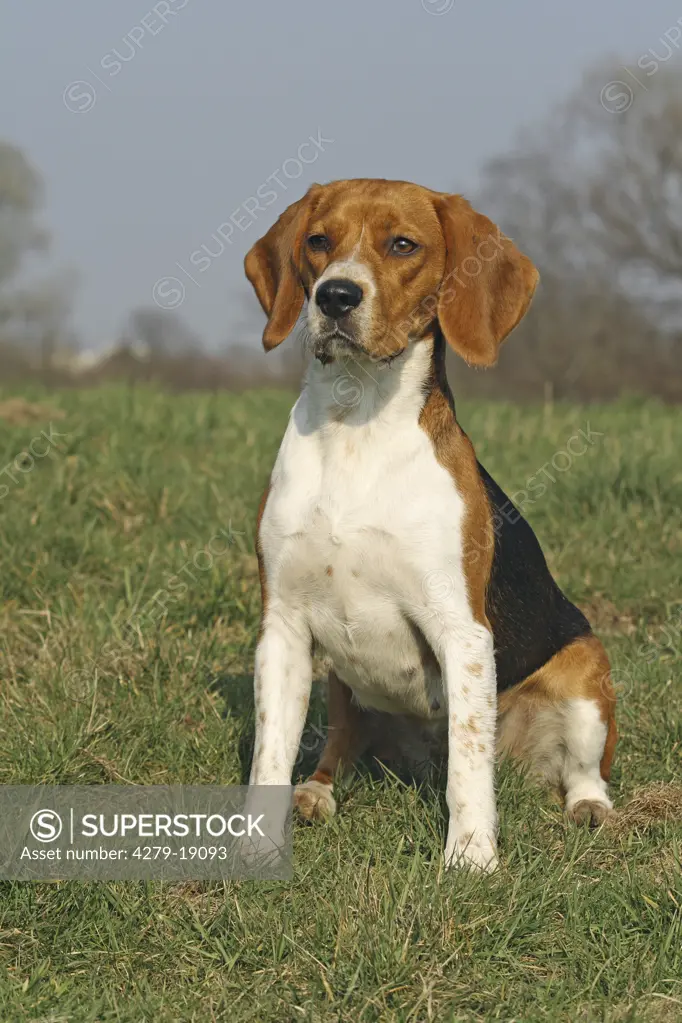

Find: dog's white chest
<box><xmin>260</xmin><ymin>350</ymin><xmax>469</xmax><ymax>717</ymax></box>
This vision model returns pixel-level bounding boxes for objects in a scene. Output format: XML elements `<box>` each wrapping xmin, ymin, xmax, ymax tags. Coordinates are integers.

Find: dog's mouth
<box><xmin>311</xmin><ymin>327</ymin><xmax>368</xmax><ymax>364</ymax></box>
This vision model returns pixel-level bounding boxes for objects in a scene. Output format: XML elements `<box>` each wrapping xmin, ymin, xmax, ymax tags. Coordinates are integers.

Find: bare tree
<box><xmin>466</xmin><ymin>59</ymin><xmax>682</xmax><ymax>399</ymax></box>
<box><xmin>0</xmin><ymin>141</ymin><xmax>74</xmax><ymax>369</ymax></box>
<box><xmin>127</xmin><ymin>306</ymin><xmax>201</xmax><ymax>357</ymax></box>
<box><xmin>0</xmin><ymin>142</ymin><xmax>47</xmax><ymax>284</ymax></box>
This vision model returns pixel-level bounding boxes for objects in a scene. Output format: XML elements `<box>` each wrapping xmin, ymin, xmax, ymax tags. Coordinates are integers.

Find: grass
<box><xmin>0</xmin><ymin>384</ymin><xmax>680</xmax><ymax>1022</ymax></box>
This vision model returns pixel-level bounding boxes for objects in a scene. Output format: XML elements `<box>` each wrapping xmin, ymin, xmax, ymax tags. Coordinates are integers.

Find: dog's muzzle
<box><xmin>311</xmin><ymin>277</ymin><xmax>367</xmax><ymax>363</ymax></box>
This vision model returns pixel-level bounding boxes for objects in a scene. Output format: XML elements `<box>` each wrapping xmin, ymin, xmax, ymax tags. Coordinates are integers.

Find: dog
<box><xmin>244</xmin><ymin>178</ymin><xmax>617</xmax><ymax>872</ymax></box>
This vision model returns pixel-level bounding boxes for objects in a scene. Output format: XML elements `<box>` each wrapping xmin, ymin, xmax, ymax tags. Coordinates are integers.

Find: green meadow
<box><xmin>0</xmin><ymin>386</ymin><xmax>680</xmax><ymax>1022</ymax></box>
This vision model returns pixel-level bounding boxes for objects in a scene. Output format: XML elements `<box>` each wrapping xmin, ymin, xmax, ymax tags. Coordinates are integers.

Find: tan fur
<box><xmin>245</xmin><ymin>190</ymin><xmax>320</xmax><ymax>348</ymax></box>
<box><xmin>308</xmin><ymin>670</ymin><xmax>372</xmax><ymax>785</ymax></box>
<box><xmin>434</xmin><ymin>194</ymin><xmax>539</xmax><ymax>366</ymax></box>
<box><xmin>497</xmin><ymin>635</ymin><xmax>617</xmax><ymax>782</ymax></box>
<box><xmin>418</xmin><ymin>386</ymin><xmax>493</xmax><ymax>626</ymax></box>
<box><xmin>244</xmin><ymin>178</ymin><xmax>538</xmax><ymax>365</ymax></box>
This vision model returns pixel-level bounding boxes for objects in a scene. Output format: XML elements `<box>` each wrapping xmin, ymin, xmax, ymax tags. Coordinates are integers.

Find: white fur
<box><xmin>562</xmin><ymin>699</ymin><xmax>612</xmax><ymax>811</ymax></box>
<box><xmin>249</xmin><ymin>338</ymin><xmax>499</xmax><ymax>870</ymax></box>
<box><xmin>497</xmin><ymin>696</ymin><xmax>612</xmax><ymax>813</ymax></box>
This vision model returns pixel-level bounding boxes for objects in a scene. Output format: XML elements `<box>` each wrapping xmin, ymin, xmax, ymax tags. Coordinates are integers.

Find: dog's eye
<box><xmin>391</xmin><ymin>236</ymin><xmax>419</xmax><ymax>255</ymax></box>
<box><xmin>307</xmin><ymin>234</ymin><xmax>331</xmax><ymax>253</ymax></box>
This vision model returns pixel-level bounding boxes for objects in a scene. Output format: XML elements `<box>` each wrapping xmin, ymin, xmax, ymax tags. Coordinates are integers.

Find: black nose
<box><xmin>315</xmin><ymin>278</ymin><xmax>363</xmax><ymax>319</ymax></box>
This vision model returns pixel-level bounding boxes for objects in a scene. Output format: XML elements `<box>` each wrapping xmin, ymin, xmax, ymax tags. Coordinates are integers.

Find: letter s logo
<box><xmin>29</xmin><ymin>809</ymin><xmax>63</xmax><ymax>843</ymax></box>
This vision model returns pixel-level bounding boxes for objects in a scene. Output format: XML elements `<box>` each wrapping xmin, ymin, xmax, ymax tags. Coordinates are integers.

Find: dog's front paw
<box><xmin>294</xmin><ymin>780</ymin><xmax>337</xmax><ymax>821</ymax></box>
<box><xmin>445</xmin><ymin>829</ymin><xmax>498</xmax><ymax>873</ymax></box>
<box><xmin>239</xmin><ymin>830</ymin><xmax>287</xmax><ymax>874</ymax></box>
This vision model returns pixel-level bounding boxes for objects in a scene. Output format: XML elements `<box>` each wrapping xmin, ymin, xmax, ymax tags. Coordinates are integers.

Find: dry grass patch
<box><xmin>0</xmin><ymin>396</ymin><xmax>65</xmax><ymax>425</ymax></box>
<box><xmin>607</xmin><ymin>783</ymin><xmax>682</xmax><ymax>836</ymax></box>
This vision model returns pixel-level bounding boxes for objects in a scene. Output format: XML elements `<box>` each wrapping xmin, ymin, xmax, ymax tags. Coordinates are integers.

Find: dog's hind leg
<box><xmin>294</xmin><ymin>670</ymin><xmax>372</xmax><ymax>821</ymax></box>
<box><xmin>497</xmin><ymin>635</ymin><xmax>617</xmax><ymax>825</ymax></box>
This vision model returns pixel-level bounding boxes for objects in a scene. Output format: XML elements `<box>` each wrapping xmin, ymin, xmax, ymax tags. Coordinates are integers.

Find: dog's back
<box><xmin>480</xmin><ymin>464</ymin><xmax>592</xmax><ymax>692</ymax></box>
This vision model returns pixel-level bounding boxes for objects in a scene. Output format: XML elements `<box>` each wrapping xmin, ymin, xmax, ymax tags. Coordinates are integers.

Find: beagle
<box><xmin>244</xmin><ymin>179</ymin><xmax>617</xmax><ymax>872</ymax></box>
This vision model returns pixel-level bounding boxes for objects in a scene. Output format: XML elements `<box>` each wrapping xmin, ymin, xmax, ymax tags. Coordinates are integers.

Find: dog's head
<box><xmin>245</xmin><ymin>178</ymin><xmax>538</xmax><ymax>366</ymax></box>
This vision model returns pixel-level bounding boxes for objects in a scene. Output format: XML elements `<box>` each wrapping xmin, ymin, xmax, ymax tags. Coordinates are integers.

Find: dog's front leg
<box><xmin>250</xmin><ymin>609</ymin><xmax>314</xmax><ymax>785</ymax></box>
<box><xmin>250</xmin><ymin>612</ymin><xmax>313</xmax><ymax>790</ymax></box>
<box><xmin>245</xmin><ymin>612</ymin><xmax>312</xmax><ymax>856</ymax></box>
<box><xmin>428</xmin><ymin>618</ymin><xmax>498</xmax><ymax>872</ymax></box>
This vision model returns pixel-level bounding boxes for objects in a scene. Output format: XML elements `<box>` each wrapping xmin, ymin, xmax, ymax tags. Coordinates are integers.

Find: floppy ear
<box><xmin>244</xmin><ymin>188</ymin><xmax>317</xmax><ymax>350</ymax></box>
<box><xmin>435</xmin><ymin>195</ymin><xmax>539</xmax><ymax>367</ymax></box>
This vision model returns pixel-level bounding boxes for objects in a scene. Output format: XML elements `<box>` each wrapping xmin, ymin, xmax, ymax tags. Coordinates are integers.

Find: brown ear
<box><xmin>435</xmin><ymin>195</ymin><xmax>539</xmax><ymax>367</ymax></box>
<box><xmin>244</xmin><ymin>188</ymin><xmax>317</xmax><ymax>350</ymax></box>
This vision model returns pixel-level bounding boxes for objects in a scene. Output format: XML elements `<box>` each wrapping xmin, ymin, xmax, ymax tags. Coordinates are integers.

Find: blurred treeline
<box><xmin>1</xmin><ymin>61</ymin><xmax>680</xmax><ymax>401</ymax></box>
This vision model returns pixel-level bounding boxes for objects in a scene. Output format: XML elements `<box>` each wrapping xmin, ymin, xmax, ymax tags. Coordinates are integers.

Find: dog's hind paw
<box><xmin>293</xmin><ymin>780</ymin><xmax>337</xmax><ymax>821</ymax></box>
<box><xmin>567</xmin><ymin>798</ymin><xmax>614</xmax><ymax>827</ymax></box>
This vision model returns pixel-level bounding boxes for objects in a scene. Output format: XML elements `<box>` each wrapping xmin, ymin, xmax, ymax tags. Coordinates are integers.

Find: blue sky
<box><xmin>1</xmin><ymin>0</ymin><xmax>681</xmax><ymax>349</ymax></box>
